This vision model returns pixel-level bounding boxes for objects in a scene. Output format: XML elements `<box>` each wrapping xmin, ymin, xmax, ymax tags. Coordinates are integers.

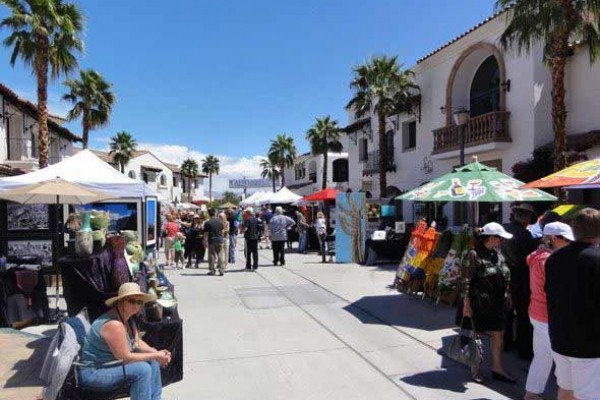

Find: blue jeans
<box><xmin>298</xmin><ymin>231</ymin><xmax>307</xmax><ymax>253</ymax></box>
<box><xmin>79</xmin><ymin>360</ymin><xmax>162</xmax><ymax>400</ymax></box>
<box><xmin>229</xmin><ymin>234</ymin><xmax>236</xmax><ymax>263</ymax></box>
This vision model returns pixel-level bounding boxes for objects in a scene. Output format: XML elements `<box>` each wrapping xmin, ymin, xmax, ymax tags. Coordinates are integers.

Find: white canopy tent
<box><xmin>240</xmin><ymin>191</ymin><xmax>272</xmax><ymax>207</ymax></box>
<box><xmin>259</xmin><ymin>187</ymin><xmax>302</xmax><ymax>205</ymax></box>
<box><xmin>0</xmin><ymin>150</ymin><xmax>155</xmax><ymax>198</ymax></box>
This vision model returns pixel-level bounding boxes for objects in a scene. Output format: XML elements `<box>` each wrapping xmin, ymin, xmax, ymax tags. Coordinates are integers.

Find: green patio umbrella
<box><xmin>397</xmin><ymin>158</ymin><xmax>557</xmax><ymax>203</ymax></box>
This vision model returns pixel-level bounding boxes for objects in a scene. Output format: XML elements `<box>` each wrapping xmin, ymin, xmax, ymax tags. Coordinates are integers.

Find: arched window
<box><xmin>128</xmin><ymin>170</ymin><xmax>136</xmax><ymax>179</ymax></box>
<box><xmin>470</xmin><ymin>55</ymin><xmax>500</xmax><ymax>117</ymax></box>
<box><xmin>160</xmin><ymin>174</ymin><xmax>167</xmax><ymax>186</ymax></box>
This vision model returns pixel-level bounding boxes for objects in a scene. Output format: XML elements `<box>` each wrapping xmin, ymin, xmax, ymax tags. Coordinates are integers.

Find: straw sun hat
<box><xmin>105</xmin><ymin>282</ymin><xmax>156</xmax><ymax>307</ymax></box>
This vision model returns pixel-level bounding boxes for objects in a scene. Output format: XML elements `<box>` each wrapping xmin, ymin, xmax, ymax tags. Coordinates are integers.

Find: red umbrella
<box><xmin>302</xmin><ymin>188</ymin><xmax>340</xmax><ymax>202</ymax></box>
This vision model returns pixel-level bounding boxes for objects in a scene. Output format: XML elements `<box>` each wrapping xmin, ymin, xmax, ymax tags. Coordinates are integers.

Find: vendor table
<box><xmin>0</xmin><ymin>267</ymin><xmax>49</xmax><ymax>327</ymax></box>
<box><xmin>364</xmin><ymin>238</ymin><xmax>408</xmax><ymax>266</ymax></box>
<box><xmin>139</xmin><ymin>310</ymin><xmax>184</xmax><ymax>386</ymax></box>
<box><xmin>58</xmin><ymin>251</ymin><xmax>115</xmax><ymax>321</ymax></box>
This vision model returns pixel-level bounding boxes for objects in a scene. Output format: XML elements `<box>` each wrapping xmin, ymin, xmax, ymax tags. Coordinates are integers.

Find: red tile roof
<box><xmin>416</xmin><ymin>5</ymin><xmax>513</xmax><ymax>64</ymax></box>
<box><xmin>0</xmin><ymin>83</ymin><xmax>82</xmax><ymax>142</ymax></box>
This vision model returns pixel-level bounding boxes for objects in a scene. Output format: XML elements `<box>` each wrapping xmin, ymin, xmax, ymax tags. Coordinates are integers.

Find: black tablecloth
<box><xmin>59</xmin><ymin>251</ymin><xmax>116</xmax><ymax>320</ymax></box>
<box><xmin>364</xmin><ymin>239</ymin><xmax>408</xmax><ymax>265</ymax></box>
<box><xmin>139</xmin><ymin>311</ymin><xmax>184</xmax><ymax>386</ymax></box>
<box><xmin>0</xmin><ymin>268</ymin><xmax>49</xmax><ymax>327</ymax></box>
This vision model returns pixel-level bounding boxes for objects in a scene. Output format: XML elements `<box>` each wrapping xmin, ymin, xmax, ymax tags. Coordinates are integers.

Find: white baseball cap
<box><xmin>543</xmin><ymin>221</ymin><xmax>575</xmax><ymax>241</ymax></box>
<box><xmin>480</xmin><ymin>222</ymin><xmax>513</xmax><ymax>239</ymax></box>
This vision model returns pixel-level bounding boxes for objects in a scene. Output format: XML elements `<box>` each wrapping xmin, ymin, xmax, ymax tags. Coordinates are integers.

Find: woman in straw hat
<box><xmin>78</xmin><ymin>282</ymin><xmax>170</xmax><ymax>400</ymax></box>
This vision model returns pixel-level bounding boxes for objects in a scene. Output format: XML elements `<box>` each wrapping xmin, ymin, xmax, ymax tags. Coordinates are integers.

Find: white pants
<box><xmin>525</xmin><ymin>318</ymin><xmax>553</xmax><ymax>394</ymax></box>
<box><xmin>553</xmin><ymin>352</ymin><xmax>600</xmax><ymax>400</ymax></box>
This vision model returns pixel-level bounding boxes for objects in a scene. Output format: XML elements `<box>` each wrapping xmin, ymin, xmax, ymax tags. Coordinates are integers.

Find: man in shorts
<box><xmin>545</xmin><ymin>208</ymin><xmax>600</xmax><ymax>400</ymax></box>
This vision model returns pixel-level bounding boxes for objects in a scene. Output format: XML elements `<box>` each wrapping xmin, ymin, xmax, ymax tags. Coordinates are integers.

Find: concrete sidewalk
<box><xmin>161</xmin><ymin>241</ymin><xmax>549</xmax><ymax>400</ymax></box>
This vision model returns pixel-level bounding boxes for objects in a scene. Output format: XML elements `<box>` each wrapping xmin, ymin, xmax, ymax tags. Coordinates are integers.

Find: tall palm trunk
<box><xmin>550</xmin><ymin>2</ymin><xmax>577</xmax><ymax>204</ymax></box>
<box><xmin>279</xmin><ymin>162</ymin><xmax>285</xmax><ymax>188</ymax></box>
<box><xmin>82</xmin><ymin>111</ymin><xmax>90</xmax><ymax>149</ymax></box>
<box><xmin>322</xmin><ymin>151</ymin><xmax>328</xmax><ymax>190</ymax></box>
<box><xmin>377</xmin><ymin>110</ymin><xmax>387</xmax><ymax>196</ymax></box>
<box><xmin>271</xmin><ymin>171</ymin><xmax>276</xmax><ymax>192</ymax></box>
<box><xmin>35</xmin><ymin>39</ymin><xmax>50</xmax><ymax>168</ymax></box>
<box><xmin>188</xmin><ymin>176</ymin><xmax>192</xmax><ymax>203</ymax></box>
<box><xmin>120</xmin><ymin>163</ymin><xmax>124</xmax><ymax>173</ymax></box>
<box><xmin>209</xmin><ymin>174</ymin><xmax>213</xmax><ymax>204</ymax></box>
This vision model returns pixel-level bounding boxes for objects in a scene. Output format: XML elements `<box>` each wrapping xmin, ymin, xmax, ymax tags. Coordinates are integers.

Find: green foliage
<box><xmin>63</xmin><ymin>69</ymin><xmax>115</xmax><ymax>149</ymax></box>
<box><xmin>306</xmin><ymin>116</ymin><xmax>342</xmax><ymax>156</ymax></box>
<box><xmin>201</xmin><ymin>155</ymin><xmax>220</xmax><ymax>176</ymax></box>
<box><xmin>259</xmin><ymin>158</ymin><xmax>280</xmax><ymax>192</ymax></box>
<box><xmin>109</xmin><ymin>131</ymin><xmax>137</xmax><ymax>173</ymax></box>
<box><xmin>346</xmin><ymin>55</ymin><xmax>419</xmax><ymax>119</ymax></box>
<box><xmin>306</xmin><ymin>116</ymin><xmax>342</xmax><ymax>189</ymax></box>
<box><xmin>268</xmin><ymin>134</ymin><xmax>297</xmax><ymax>188</ymax></box>
<box><xmin>1</xmin><ymin>0</ymin><xmax>84</xmax><ymax>78</ymax></box>
<box><xmin>497</xmin><ymin>0</ymin><xmax>600</xmax><ymax>63</ymax></box>
<box><xmin>181</xmin><ymin>158</ymin><xmax>199</xmax><ymax>203</ymax></box>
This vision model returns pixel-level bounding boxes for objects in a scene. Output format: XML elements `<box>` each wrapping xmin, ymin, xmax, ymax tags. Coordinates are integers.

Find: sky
<box><xmin>0</xmin><ymin>0</ymin><xmax>497</xmax><ymax>192</ymax></box>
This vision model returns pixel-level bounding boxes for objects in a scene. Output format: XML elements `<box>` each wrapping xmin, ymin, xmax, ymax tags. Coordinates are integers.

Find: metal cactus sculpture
<box><xmin>337</xmin><ymin>194</ymin><xmax>366</xmax><ymax>263</ymax></box>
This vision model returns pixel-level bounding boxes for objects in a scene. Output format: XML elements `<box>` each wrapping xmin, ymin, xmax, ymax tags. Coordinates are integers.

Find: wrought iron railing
<box><xmin>362</xmin><ymin>150</ymin><xmax>396</xmax><ymax>176</ymax></box>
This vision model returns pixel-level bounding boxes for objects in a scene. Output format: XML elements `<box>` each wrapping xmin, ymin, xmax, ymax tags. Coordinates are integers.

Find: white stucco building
<box><xmin>0</xmin><ymin>83</ymin><xmax>81</xmax><ymax>175</ymax></box>
<box><xmin>284</xmin><ymin>151</ymin><xmax>350</xmax><ymax>196</ymax></box>
<box><xmin>78</xmin><ymin>149</ymin><xmax>207</xmax><ymax>205</ymax></box>
<box><xmin>343</xmin><ymin>8</ymin><xmax>600</xmax><ymax>224</ymax></box>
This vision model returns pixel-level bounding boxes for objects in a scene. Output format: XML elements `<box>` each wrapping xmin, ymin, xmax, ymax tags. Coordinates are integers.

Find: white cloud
<box><xmin>136</xmin><ymin>142</ymin><xmax>266</xmax><ymax>193</ymax></box>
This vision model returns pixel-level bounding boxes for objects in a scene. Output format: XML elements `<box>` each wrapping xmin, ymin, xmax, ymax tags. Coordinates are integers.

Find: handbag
<box><xmin>445</xmin><ymin>316</ymin><xmax>484</xmax><ymax>376</ymax></box>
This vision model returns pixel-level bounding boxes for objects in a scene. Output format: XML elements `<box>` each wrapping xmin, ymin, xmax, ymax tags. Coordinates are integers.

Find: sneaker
<box><xmin>207</xmin><ymin>271</ymin><xmax>216</xmax><ymax>276</ymax></box>
<box><xmin>218</xmin><ymin>270</ymin><xmax>224</xmax><ymax>276</ymax></box>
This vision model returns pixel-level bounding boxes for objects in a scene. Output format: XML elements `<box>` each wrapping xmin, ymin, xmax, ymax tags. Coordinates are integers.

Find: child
<box><xmin>174</xmin><ymin>232</ymin><xmax>185</xmax><ymax>269</ymax></box>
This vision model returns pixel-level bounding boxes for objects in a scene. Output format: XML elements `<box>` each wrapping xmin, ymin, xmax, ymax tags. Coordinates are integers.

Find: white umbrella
<box><xmin>267</xmin><ymin>187</ymin><xmax>302</xmax><ymax>205</ymax></box>
<box><xmin>0</xmin><ymin>177</ymin><xmax>114</xmax><ymax>204</ymax></box>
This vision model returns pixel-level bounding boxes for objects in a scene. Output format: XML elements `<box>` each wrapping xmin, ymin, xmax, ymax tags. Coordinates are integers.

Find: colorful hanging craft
<box><xmin>395</xmin><ymin>219</ymin><xmax>427</xmax><ymax>286</ymax></box>
<box><xmin>437</xmin><ymin>227</ymin><xmax>471</xmax><ymax>303</ymax></box>
<box><xmin>422</xmin><ymin>230</ymin><xmax>454</xmax><ymax>299</ymax></box>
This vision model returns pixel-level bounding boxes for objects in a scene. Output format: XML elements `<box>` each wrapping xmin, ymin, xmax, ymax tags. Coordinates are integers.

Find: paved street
<box><xmin>161</xmin><ymin>241</ymin><xmax>534</xmax><ymax>400</ymax></box>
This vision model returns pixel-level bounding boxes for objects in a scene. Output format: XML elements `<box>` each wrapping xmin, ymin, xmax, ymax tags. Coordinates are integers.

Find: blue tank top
<box><xmin>80</xmin><ymin>312</ymin><xmax>134</xmax><ymax>364</ymax></box>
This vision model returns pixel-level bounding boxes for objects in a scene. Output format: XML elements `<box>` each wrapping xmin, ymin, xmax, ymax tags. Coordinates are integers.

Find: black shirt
<box><xmin>243</xmin><ymin>216</ymin><xmax>260</xmax><ymax>241</ymax></box>
<box><xmin>203</xmin><ymin>218</ymin><xmax>224</xmax><ymax>244</ymax></box>
<box><xmin>545</xmin><ymin>242</ymin><xmax>600</xmax><ymax>358</ymax></box>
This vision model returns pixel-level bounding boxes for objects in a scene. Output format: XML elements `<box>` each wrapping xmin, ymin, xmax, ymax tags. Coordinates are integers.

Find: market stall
<box><xmin>395</xmin><ymin>157</ymin><xmax>557</xmax><ymax>301</ymax></box>
<box><xmin>0</xmin><ymin>151</ymin><xmax>181</xmax><ymax>385</ymax></box>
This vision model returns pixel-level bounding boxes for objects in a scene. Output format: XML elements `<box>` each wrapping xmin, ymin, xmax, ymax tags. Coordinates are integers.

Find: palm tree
<box><xmin>180</xmin><ymin>158</ymin><xmax>199</xmax><ymax>203</ymax></box>
<box><xmin>497</xmin><ymin>1</ymin><xmax>600</xmax><ymax>200</ymax></box>
<box><xmin>260</xmin><ymin>157</ymin><xmax>280</xmax><ymax>192</ymax></box>
<box><xmin>306</xmin><ymin>116</ymin><xmax>343</xmax><ymax>190</ymax></box>
<box><xmin>268</xmin><ymin>134</ymin><xmax>297</xmax><ymax>188</ymax></box>
<box><xmin>109</xmin><ymin>131</ymin><xmax>137</xmax><ymax>173</ymax></box>
<box><xmin>346</xmin><ymin>55</ymin><xmax>419</xmax><ymax>196</ymax></box>
<box><xmin>201</xmin><ymin>155</ymin><xmax>220</xmax><ymax>204</ymax></box>
<box><xmin>1</xmin><ymin>0</ymin><xmax>84</xmax><ymax>168</ymax></box>
<box><xmin>63</xmin><ymin>69</ymin><xmax>115</xmax><ymax>149</ymax></box>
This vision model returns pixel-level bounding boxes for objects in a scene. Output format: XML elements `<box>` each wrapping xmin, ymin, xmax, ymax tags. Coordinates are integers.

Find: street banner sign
<box><xmin>229</xmin><ymin>178</ymin><xmax>272</xmax><ymax>189</ymax></box>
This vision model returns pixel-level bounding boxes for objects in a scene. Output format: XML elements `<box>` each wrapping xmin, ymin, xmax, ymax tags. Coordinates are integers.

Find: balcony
<box><xmin>432</xmin><ymin>111</ymin><xmax>511</xmax><ymax>155</ymax></box>
<box><xmin>362</xmin><ymin>150</ymin><xmax>396</xmax><ymax>176</ymax></box>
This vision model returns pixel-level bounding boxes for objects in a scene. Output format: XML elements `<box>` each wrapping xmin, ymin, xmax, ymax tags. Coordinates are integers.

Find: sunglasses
<box><xmin>127</xmin><ymin>299</ymin><xmax>144</xmax><ymax>306</ymax></box>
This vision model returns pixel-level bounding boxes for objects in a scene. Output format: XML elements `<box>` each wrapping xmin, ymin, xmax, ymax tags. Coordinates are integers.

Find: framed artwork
<box><xmin>7</xmin><ymin>239</ymin><xmax>53</xmax><ymax>267</ymax></box>
<box><xmin>70</xmin><ymin>201</ymin><xmax>139</xmax><ymax>233</ymax></box>
<box><xmin>146</xmin><ymin>197</ymin><xmax>157</xmax><ymax>246</ymax></box>
<box><xmin>6</xmin><ymin>202</ymin><xmax>50</xmax><ymax>231</ymax></box>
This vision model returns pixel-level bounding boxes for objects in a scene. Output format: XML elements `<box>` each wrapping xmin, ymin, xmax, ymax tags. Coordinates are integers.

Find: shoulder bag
<box><xmin>445</xmin><ymin>315</ymin><xmax>484</xmax><ymax>376</ymax></box>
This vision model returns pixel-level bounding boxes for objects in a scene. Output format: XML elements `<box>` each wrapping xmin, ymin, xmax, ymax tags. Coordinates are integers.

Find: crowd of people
<box><xmin>455</xmin><ymin>205</ymin><xmax>599</xmax><ymax>400</ymax></box>
<box><xmin>159</xmin><ymin>204</ymin><xmax>329</xmax><ymax>275</ymax></box>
